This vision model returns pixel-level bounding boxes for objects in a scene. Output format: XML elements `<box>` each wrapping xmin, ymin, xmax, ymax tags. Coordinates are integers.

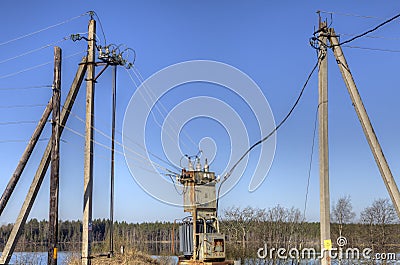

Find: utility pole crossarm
<box><xmin>328</xmin><ymin>28</ymin><xmax>400</xmax><ymax>218</ymax></box>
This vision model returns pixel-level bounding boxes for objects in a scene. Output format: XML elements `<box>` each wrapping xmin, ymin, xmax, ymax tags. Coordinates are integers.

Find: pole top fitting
<box><xmin>88</xmin><ymin>11</ymin><xmax>94</xmax><ymax>20</ymax></box>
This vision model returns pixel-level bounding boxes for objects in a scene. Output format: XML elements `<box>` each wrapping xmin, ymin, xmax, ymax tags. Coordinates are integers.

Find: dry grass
<box><xmin>65</xmin><ymin>249</ymin><xmax>161</xmax><ymax>265</ymax></box>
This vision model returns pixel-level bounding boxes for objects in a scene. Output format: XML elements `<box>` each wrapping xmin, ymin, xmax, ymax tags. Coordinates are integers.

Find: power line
<box><xmin>60</xmin><ymin>122</ymin><xmax>178</xmax><ymax>175</ymax></box>
<box><xmin>0</xmin><ymin>61</ymin><xmax>53</xmax><ymax>80</ymax></box>
<box><xmin>0</xmin><ymin>51</ymin><xmax>85</xmax><ymax>80</ymax></box>
<box><xmin>0</xmin><ymin>138</ymin><xmax>50</xmax><ymax>144</ymax></box>
<box><xmin>61</xmin><ymin>136</ymin><xmax>161</xmax><ymax>176</ymax></box>
<box><xmin>339</xmin><ymin>32</ymin><xmax>400</xmax><ymax>40</ymax></box>
<box><xmin>216</xmin><ymin>53</ymin><xmax>324</xmax><ymax>214</ymax></box>
<box><xmin>132</xmin><ymin>65</ymin><xmax>199</xmax><ymax>152</ymax></box>
<box><xmin>0</xmin><ymin>38</ymin><xmax>69</xmax><ymax>65</ymax></box>
<box><xmin>124</xmin><ymin>68</ymin><xmax>196</xmax><ymax>154</ymax></box>
<box><xmin>337</xmin><ymin>12</ymin><xmax>400</xmax><ymax>46</ymax></box>
<box><xmin>303</xmin><ymin>103</ymin><xmax>320</xmax><ymax>220</ymax></box>
<box><xmin>343</xmin><ymin>45</ymin><xmax>400</xmax><ymax>53</ymax></box>
<box><xmin>0</xmin><ymin>104</ymin><xmax>47</xmax><ymax>109</ymax></box>
<box><xmin>0</xmin><ymin>85</ymin><xmax>52</xmax><ymax>91</ymax></box>
<box><xmin>318</xmin><ymin>10</ymin><xmax>381</xmax><ymax>19</ymax></box>
<box><xmin>0</xmin><ymin>12</ymin><xmax>89</xmax><ymax>47</ymax></box>
<box><xmin>61</xmin><ymin>104</ymin><xmax>181</xmax><ymax>172</ymax></box>
<box><xmin>126</xmin><ymin>67</ymin><xmax>200</xmax><ymax>154</ymax></box>
<box><xmin>0</xmin><ymin>120</ymin><xmax>40</xmax><ymax>125</ymax></box>
<box><xmin>89</xmin><ymin>11</ymin><xmax>107</xmax><ymax>46</ymax></box>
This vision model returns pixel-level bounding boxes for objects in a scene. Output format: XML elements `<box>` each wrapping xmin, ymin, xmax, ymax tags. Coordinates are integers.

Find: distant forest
<box><xmin>0</xmin><ymin>198</ymin><xmax>399</xmax><ymax>260</ymax></box>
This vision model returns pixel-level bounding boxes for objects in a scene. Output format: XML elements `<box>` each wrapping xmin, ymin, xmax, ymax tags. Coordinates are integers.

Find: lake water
<box><xmin>2</xmin><ymin>252</ymin><xmax>72</xmax><ymax>265</ymax></box>
<box><xmin>4</xmin><ymin>252</ymin><xmax>178</xmax><ymax>265</ymax></box>
<box><xmin>2</xmin><ymin>252</ymin><xmax>400</xmax><ymax>265</ymax></box>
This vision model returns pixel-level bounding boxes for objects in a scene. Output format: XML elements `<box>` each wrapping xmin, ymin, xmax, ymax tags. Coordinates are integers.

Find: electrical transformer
<box><xmin>177</xmin><ymin>158</ymin><xmax>233</xmax><ymax>265</ymax></box>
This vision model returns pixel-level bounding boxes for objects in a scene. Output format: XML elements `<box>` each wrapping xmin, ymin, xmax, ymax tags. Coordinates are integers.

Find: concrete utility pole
<box><xmin>109</xmin><ymin>65</ymin><xmax>116</xmax><ymax>257</ymax></box>
<box><xmin>329</xmin><ymin>28</ymin><xmax>400</xmax><ymax>218</ymax></box>
<box><xmin>0</xmin><ymin>57</ymin><xmax>87</xmax><ymax>265</ymax></box>
<box><xmin>82</xmin><ymin>18</ymin><xmax>96</xmax><ymax>265</ymax></box>
<box><xmin>318</xmin><ymin>21</ymin><xmax>331</xmax><ymax>265</ymax></box>
<box><xmin>48</xmin><ymin>46</ymin><xmax>61</xmax><ymax>265</ymax></box>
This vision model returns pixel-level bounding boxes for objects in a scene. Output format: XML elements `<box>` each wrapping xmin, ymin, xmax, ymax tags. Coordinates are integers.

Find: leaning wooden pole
<box><xmin>329</xmin><ymin>28</ymin><xmax>400</xmax><ymax>218</ymax></box>
<box><xmin>0</xmin><ymin>57</ymin><xmax>87</xmax><ymax>265</ymax></box>
<box><xmin>318</xmin><ymin>22</ymin><xmax>331</xmax><ymax>265</ymax></box>
<box><xmin>0</xmin><ymin>99</ymin><xmax>52</xmax><ymax>216</ymax></box>
<box><xmin>48</xmin><ymin>46</ymin><xmax>61</xmax><ymax>265</ymax></box>
<box><xmin>82</xmin><ymin>18</ymin><xmax>96</xmax><ymax>265</ymax></box>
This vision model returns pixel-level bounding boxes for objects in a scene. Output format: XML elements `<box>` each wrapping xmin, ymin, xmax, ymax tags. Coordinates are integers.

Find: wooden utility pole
<box><xmin>0</xmin><ymin>57</ymin><xmax>87</xmax><ymax>265</ymax></box>
<box><xmin>318</xmin><ymin>21</ymin><xmax>331</xmax><ymax>265</ymax></box>
<box><xmin>48</xmin><ymin>46</ymin><xmax>61</xmax><ymax>265</ymax></box>
<box><xmin>82</xmin><ymin>18</ymin><xmax>96</xmax><ymax>265</ymax></box>
<box><xmin>0</xmin><ymin>98</ymin><xmax>52</xmax><ymax>216</ymax></box>
<box><xmin>329</xmin><ymin>28</ymin><xmax>400</xmax><ymax>217</ymax></box>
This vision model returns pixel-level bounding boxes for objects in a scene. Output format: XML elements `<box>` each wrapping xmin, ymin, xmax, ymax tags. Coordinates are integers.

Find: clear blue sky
<box><xmin>0</xmin><ymin>1</ymin><xmax>399</xmax><ymax>224</ymax></box>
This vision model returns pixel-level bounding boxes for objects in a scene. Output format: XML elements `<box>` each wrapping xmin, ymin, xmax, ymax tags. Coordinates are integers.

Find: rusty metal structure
<box><xmin>177</xmin><ymin>158</ymin><xmax>234</xmax><ymax>265</ymax></box>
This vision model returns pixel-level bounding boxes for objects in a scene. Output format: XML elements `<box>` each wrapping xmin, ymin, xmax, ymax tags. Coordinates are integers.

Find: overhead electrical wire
<box><xmin>131</xmin><ymin>65</ymin><xmax>199</xmax><ymax>151</ymax></box>
<box><xmin>58</xmin><ymin>127</ymin><xmax>167</xmax><ymax>175</ymax></box>
<box><xmin>318</xmin><ymin>10</ymin><xmax>381</xmax><ymax>19</ymax></box>
<box><xmin>0</xmin><ymin>85</ymin><xmax>52</xmax><ymax>91</ymax></box>
<box><xmin>128</xmin><ymin>67</ymin><xmax>198</xmax><ymax>151</ymax></box>
<box><xmin>343</xmin><ymin>45</ymin><xmax>400</xmax><ymax>53</ymax></box>
<box><xmin>60</xmin><ymin>123</ymin><xmax>178</xmax><ymax>175</ymax></box>
<box><xmin>0</xmin><ymin>120</ymin><xmax>39</xmax><ymax>125</ymax></box>
<box><xmin>0</xmin><ymin>37</ymin><xmax>69</xmax><ymax>65</ymax></box>
<box><xmin>61</xmin><ymin>103</ymin><xmax>181</xmax><ymax>172</ymax></box>
<box><xmin>0</xmin><ymin>61</ymin><xmax>53</xmax><ymax>80</ymax></box>
<box><xmin>216</xmin><ymin>53</ymin><xmax>324</xmax><ymax>214</ymax></box>
<box><xmin>61</xmin><ymin>137</ymin><xmax>161</xmax><ymax>176</ymax></box>
<box><xmin>59</xmin><ymin>91</ymin><xmax>180</xmax><ymax>174</ymax></box>
<box><xmin>0</xmin><ymin>138</ymin><xmax>50</xmax><ymax>144</ymax></box>
<box><xmin>337</xmin><ymin>11</ymin><xmax>400</xmax><ymax>46</ymax></box>
<box><xmin>65</xmin><ymin>108</ymin><xmax>180</xmax><ymax>173</ymax></box>
<box><xmin>90</xmin><ymin>11</ymin><xmax>107</xmax><ymax>46</ymax></box>
<box><xmin>0</xmin><ymin>104</ymin><xmax>47</xmax><ymax>109</ymax></box>
<box><xmin>125</xmin><ymin>68</ymin><xmax>199</xmax><ymax>154</ymax></box>
<box><xmin>339</xmin><ymin>32</ymin><xmax>400</xmax><ymax>40</ymax></box>
<box><xmin>302</xmin><ymin>103</ymin><xmax>320</xmax><ymax>220</ymax></box>
<box><xmin>0</xmin><ymin>12</ymin><xmax>89</xmax><ymax>47</ymax></box>
<box><xmin>0</xmin><ymin>50</ymin><xmax>85</xmax><ymax>80</ymax></box>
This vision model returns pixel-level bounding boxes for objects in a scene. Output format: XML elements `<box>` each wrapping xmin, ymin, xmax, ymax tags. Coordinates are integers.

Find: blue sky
<box><xmin>0</xmin><ymin>1</ymin><xmax>399</xmax><ymax>224</ymax></box>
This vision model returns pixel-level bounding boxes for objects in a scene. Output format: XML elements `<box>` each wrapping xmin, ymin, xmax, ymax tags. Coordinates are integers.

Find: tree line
<box><xmin>221</xmin><ymin>197</ymin><xmax>400</xmax><ymax>261</ymax></box>
<box><xmin>0</xmin><ymin>197</ymin><xmax>398</xmax><ymax>261</ymax></box>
